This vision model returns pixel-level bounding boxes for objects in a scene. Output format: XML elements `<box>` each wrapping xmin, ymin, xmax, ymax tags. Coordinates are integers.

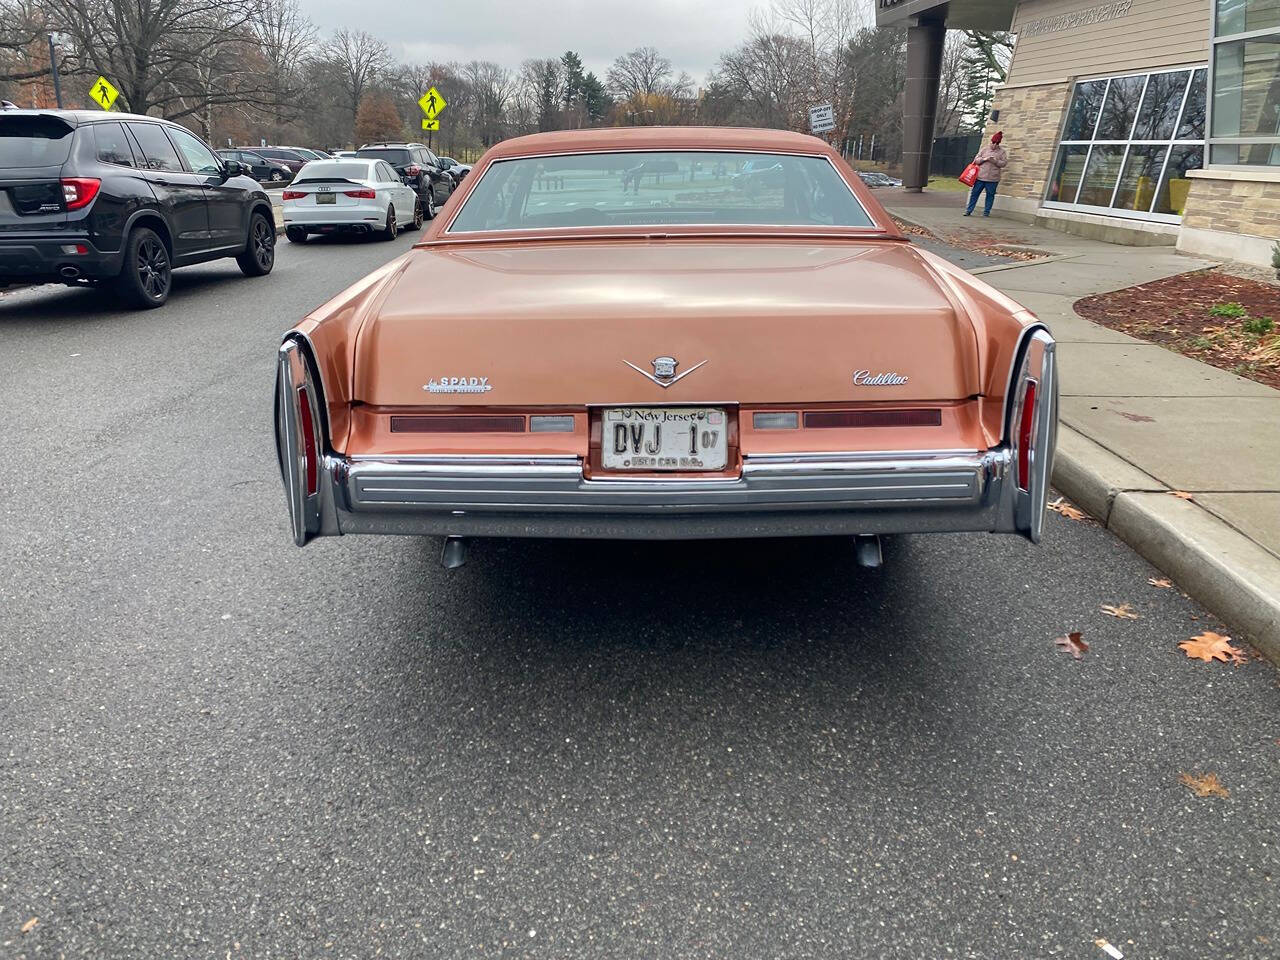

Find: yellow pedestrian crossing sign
<box><xmin>421</xmin><ymin>118</ymin><xmax>440</xmax><ymax>131</ymax></box>
<box><xmin>418</xmin><ymin>87</ymin><xmax>446</xmax><ymax>121</ymax></box>
<box><xmin>89</xmin><ymin>76</ymin><xmax>119</xmax><ymax>111</ymax></box>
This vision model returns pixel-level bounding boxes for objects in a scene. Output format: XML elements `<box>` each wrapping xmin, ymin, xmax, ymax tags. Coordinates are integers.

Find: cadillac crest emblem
<box><xmin>622</xmin><ymin>355</ymin><xmax>708</xmax><ymax>388</ymax></box>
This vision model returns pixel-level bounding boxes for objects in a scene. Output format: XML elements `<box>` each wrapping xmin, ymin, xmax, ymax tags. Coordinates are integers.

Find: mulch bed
<box><xmin>891</xmin><ymin>217</ymin><xmax>1048</xmax><ymax>263</ymax></box>
<box><xmin>1075</xmin><ymin>270</ymin><xmax>1280</xmax><ymax>389</ymax></box>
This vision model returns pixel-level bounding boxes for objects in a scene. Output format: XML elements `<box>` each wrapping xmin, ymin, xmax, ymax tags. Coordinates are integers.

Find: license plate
<box><xmin>602</xmin><ymin>407</ymin><xmax>727</xmax><ymax>471</ymax></box>
<box><xmin>316</xmin><ymin>193</ymin><xmax>336</xmax><ymax>204</ymax></box>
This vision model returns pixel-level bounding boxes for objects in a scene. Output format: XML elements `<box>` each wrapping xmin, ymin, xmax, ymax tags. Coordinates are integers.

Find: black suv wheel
<box><xmin>237</xmin><ymin>211</ymin><xmax>276</xmax><ymax>276</ymax></box>
<box><xmin>114</xmin><ymin>227</ymin><xmax>172</xmax><ymax>308</ymax></box>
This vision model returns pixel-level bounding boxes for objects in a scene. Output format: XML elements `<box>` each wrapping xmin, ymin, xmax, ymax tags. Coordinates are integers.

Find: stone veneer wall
<box><xmin>977</xmin><ymin>82</ymin><xmax>1073</xmax><ymax>204</ymax></box>
<box><xmin>1182</xmin><ymin>176</ymin><xmax>1280</xmax><ymax>240</ymax></box>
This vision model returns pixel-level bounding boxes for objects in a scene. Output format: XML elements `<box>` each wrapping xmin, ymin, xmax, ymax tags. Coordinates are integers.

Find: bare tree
<box><xmin>462</xmin><ymin>60</ymin><xmax>513</xmax><ymax>148</ymax></box>
<box><xmin>322</xmin><ymin>28</ymin><xmax>392</xmax><ymax>139</ymax></box>
<box><xmin>772</xmin><ymin>0</ymin><xmax>866</xmax><ymax>141</ymax></box>
<box><xmin>0</xmin><ymin>0</ymin><xmax>57</xmax><ymax>88</ymax></box>
<box><xmin>518</xmin><ymin>57</ymin><xmax>564</xmax><ymax>132</ymax></box>
<box><xmin>606</xmin><ymin>46</ymin><xmax>690</xmax><ymax>101</ymax></box>
<box><xmin>934</xmin><ymin>32</ymin><xmax>968</xmax><ymax>136</ymax></box>
<box><xmin>714</xmin><ymin>29</ymin><xmax>810</xmax><ymax>130</ymax></box>
<box><xmin>251</xmin><ymin>0</ymin><xmax>315</xmax><ymax>140</ymax></box>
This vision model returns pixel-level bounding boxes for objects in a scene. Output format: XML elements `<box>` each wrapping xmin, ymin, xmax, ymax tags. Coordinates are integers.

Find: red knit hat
<box><xmin>991</xmin><ymin>131</ymin><xmax>1004</xmax><ymax>144</ymax></box>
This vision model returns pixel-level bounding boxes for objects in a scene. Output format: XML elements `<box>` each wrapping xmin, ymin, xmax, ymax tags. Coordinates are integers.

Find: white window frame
<box><xmin>1043</xmin><ymin>64</ymin><xmax>1206</xmax><ymax>223</ymax></box>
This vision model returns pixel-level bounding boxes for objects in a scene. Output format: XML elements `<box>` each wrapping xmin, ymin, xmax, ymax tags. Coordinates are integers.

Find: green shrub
<box><xmin>1209</xmin><ymin>302</ymin><xmax>1247</xmax><ymax>319</ymax></box>
<box><xmin>1272</xmin><ymin>240</ymin><xmax>1280</xmax><ymax>270</ymax></box>
<box><xmin>1243</xmin><ymin>315</ymin><xmax>1275</xmax><ymax>335</ymax></box>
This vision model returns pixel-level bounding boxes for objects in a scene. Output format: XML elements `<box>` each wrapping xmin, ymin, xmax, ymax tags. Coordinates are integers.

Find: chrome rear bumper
<box><xmin>301</xmin><ymin>447</ymin><xmax>1031</xmax><ymax>541</ymax></box>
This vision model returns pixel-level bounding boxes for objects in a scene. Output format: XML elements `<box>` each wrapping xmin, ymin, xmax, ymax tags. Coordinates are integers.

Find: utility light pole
<box><xmin>47</xmin><ymin>34</ymin><xmax>63</xmax><ymax>108</ymax></box>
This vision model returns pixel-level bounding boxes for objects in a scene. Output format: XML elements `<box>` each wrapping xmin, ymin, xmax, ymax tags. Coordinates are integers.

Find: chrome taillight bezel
<box><xmin>1007</xmin><ymin>327</ymin><xmax>1057</xmax><ymax>543</ymax></box>
<box><xmin>275</xmin><ymin>337</ymin><xmax>327</xmax><ymax>546</ymax></box>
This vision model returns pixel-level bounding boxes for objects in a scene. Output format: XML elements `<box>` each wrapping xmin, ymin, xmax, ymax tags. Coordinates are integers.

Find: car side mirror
<box><xmin>222</xmin><ymin>159</ymin><xmax>243</xmax><ymax>179</ymax></box>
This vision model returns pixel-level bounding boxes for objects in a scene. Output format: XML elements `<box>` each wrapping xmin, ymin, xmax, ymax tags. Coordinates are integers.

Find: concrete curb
<box><xmin>1052</xmin><ymin>425</ymin><xmax>1280</xmax><ymax>664</ymax></box>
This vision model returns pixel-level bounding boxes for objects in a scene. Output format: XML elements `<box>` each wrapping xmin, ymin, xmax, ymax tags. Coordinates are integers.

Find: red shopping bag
<box><xmin>958</xmin><ymin>162</ymin><xmax>980</xmax><ymax>187</ymax></box>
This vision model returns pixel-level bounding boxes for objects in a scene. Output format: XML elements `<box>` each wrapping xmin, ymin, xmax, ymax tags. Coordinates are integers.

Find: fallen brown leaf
<box><xmin>1054</xmin><ymin>632</ymin><xmax>1089</xmax><ymax>660</ymax></box>
<box><xmin>20</xmin><ymin>917</ymin><xmax>38</xmax><ymax>934</ymax></box>
<box><xmin>1170</xmin><ymin>490</ymin><xmax>1195</xmax><ymax>500</ymax></box>
<box><xmin>1148</xmin><ymin>577</ymin><xmax>1173</xmax><ymax>588</ymax></box>
<box><xmin>1118</xmin><ymin>411</ymin><xmax>1156</xmax><ymax>423</ymax></box>
<box><xmin>1101</xmin><ymin>603</ymin><xmax>1140</xmax><ymax>620</ymax></box>
<box><xmin>1178</xmin><ymin>771</ymin><xmax>1229</xmax><ymax>798</ymax></box>
<box><xmin>1047</xmin><ymin>497</ymin><xmax>1088</xmax><ymax>522</ymax></box>
<box><xmin>1178</xmin><ymin>631</ymin><xmax>1247</xmax><ymax>665</ymax></box>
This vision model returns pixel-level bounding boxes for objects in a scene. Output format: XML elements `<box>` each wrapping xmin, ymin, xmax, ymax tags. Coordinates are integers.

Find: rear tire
<box><xmin>286</xmin><ymin>226</ymin><xmax>307</xmax><ymax>244</ymax></box>
<box><xmin>113</xmin><ymin>226</ymin><xmax>172</xmax><ymax>309</ymax></box>
<box><xmin>381</xmin><ymin>205</ymin><xmax>397</xmax><ymax>240</ymax></box>
<box><xmin>407</xmin><ymin>200</ymin><xmax>424</xmax><ymax>231</ymax></box>
<box><xmin>269</xmin><ymin>170</ymin><xmax>284</xmax><ymax>182</ymax></box>
<box><xmin>236</xmin><ymin>211</ymin><xmax>276</xmax><ymax>276</ymax></box>
<box><xmin>424</xmin><ymin>189</ymin><xmax>436</xmax><ymax>220</ymax></box>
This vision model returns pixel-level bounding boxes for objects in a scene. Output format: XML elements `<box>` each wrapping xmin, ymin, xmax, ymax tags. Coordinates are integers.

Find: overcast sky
<box><xmin>300</xmin><ymin>0</ymin><xmax>768</xmax><ymax>84</ymax></box>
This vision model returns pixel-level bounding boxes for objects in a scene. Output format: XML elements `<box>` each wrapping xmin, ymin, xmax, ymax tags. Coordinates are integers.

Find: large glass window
<box><xmin>1046</xmin><ymin>68</ymin><xmax>1206</xmax><ymax>218</ymax></box>
<box><xmin>1211</xmin><ymin>0</ymin><xmax>1280</xmax><ymax>166</ymax></box>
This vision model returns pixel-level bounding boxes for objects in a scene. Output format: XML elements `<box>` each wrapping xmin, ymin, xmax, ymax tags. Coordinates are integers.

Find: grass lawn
<box><xmin>926</xmin><ymin>176</ymin><xmax>970</xmax><ymax>193</ymax></box>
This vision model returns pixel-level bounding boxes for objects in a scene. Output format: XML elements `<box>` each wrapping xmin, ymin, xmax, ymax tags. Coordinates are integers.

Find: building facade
<box><xmin>878</xmin><ymin>0</ymin><xmax>1280</xmax><ymax>266</ymax></box>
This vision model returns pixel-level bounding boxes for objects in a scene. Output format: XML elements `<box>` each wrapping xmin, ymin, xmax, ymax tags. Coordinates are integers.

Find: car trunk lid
<box><xmin>352</xmin><ymin>239</ymin><xmax>981</xmax><ymax>406</ymax></box>
<box><xmin>0</xmin><ymin>114</ymin><xmax>75</xmax><ymax>233</ymax></box>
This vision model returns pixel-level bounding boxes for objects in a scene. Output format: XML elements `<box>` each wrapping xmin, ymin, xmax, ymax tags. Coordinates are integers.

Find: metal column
<box><xmin>903</xmin><ymin>14</ymin><xmax>947</xmax><ymax>192</ymax></box>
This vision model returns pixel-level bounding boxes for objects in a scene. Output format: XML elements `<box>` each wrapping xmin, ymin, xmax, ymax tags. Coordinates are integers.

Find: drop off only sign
<box><xmin>808</xmin><ymin>103</ymin><xmax>835</xmax><ymax>134</ymax></box>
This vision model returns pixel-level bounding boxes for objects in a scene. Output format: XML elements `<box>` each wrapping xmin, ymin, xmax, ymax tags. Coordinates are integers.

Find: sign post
<box><xmin>417</xmin><ymin>86</ymin><xmax>447</xmax><ymax>149</ymax></box>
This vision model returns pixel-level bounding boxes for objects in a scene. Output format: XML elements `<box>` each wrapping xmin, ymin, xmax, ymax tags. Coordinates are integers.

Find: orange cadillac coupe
<box><xmin>275</xmin><ymin>127</ymin><xmax>1057</xmax><ymax>567</ymax></box>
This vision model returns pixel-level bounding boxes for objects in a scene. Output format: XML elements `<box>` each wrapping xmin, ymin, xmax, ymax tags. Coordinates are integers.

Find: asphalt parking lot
<box><xmin>2</xmin><ymin>233</ymin><xmax>1277</xmax><ymax>959</ymax></box>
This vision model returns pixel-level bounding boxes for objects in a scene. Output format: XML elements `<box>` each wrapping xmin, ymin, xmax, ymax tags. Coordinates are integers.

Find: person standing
<box><xmin>965</xmin><ymin>132</ymin><xmax>1008</xmax><ymax>217</ymax></box>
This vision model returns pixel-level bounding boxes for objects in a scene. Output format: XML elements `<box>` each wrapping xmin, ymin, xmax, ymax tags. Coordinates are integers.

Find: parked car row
<box><xmin>281</xmin><ymin>142</ymin><xmax>466</xmax><ymax>241</ymax></box>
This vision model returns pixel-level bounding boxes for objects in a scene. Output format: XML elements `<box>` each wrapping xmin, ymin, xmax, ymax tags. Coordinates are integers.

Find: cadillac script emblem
<box><xmin>423</xmin><ymin>376</ymin><xmax>492</xmax><ymax>394</ymax></box>
<box><xmin>623</xmin><ymin>355</ymin><xmax>708</xmax><ymax>388</ymax></box>
<box><xmin>853</xmin><ymin>369</ymin><xmax>909</xmax><ymax>386</ymax></box>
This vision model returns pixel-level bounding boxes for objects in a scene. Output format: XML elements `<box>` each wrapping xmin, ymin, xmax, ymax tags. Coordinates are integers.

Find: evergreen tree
<box><xmin>581</xmin><ymin>71</ymin><xmax>610</xmax><ymax>125</ymax></box>
<box><xmin>561</xmin><ymin>50</ymin><xmax>585</xmax><ymax>111</ymax></box>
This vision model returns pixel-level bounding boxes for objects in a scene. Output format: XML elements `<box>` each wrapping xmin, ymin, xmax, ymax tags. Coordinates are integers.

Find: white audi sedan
<box><xmin>281</xmin><ymin>158</ymin><xmax>423</xmax><ymax>242</ymax></box>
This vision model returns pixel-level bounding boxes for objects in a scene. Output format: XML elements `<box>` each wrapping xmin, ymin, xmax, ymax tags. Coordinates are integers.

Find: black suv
<box><xmin>355</xmin><ymin>142</ymin><xmax>453</xmax><ymax>218</ymax></box>
<box><xmin>1</xmin><ymin>110</ymin><xmax>276</xmax><ymax>308</ymax></box>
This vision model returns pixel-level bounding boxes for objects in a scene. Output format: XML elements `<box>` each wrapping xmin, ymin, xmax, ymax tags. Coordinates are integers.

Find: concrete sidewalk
<box><xmin>880</xmin><ymin>188</ymin><xmax>1280</xmax><ymax>660</ymax></box>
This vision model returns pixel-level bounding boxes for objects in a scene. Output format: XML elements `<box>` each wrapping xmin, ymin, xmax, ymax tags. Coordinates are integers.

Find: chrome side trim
<box><xmin>745</xmin><ymin>448</ymin><xmax>980</xmax><ymax>464</ymax></box>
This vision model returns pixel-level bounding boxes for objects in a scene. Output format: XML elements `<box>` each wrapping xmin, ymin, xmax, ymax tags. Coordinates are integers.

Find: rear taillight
<box><xmin>1017</xmin><ymin>380</ymin><xmax>1037</xmax><ymax>490</ymax></box>
<box><xmin>297</xmin><ymin>385</ymin><xmax>319</xmax><ymax>496</ymax></box>
<box><xmin>281</xmin><ymin>189</ymin><xmax>304</xmax><ymax>200</ymax></box>
<box><xmin>61</xmin><ymin>178</ymin><xmax>100</xmax><ymax>210</ymax></box>
<box><xmin>343</xmin><ymin>188</ymin><xmax>376</xmax><ymax>199</ymax></box>
<box><xmin>405</xmin><ymin>164</ymin><xmax>421</xmax><ymax>177</ymax></box>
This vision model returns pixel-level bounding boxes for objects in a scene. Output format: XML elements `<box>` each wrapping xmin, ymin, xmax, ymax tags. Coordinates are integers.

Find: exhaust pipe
<box><xmin>441</xmin><ymin>536</ymin><xmax>468</xmax><ymax>569</ymax></box>
<box><xmin>59</xmin><ymin>265</ymin><xmax>81</xmax><ymax>280</ymax></box>
<box><xmin>854</xmin><ymin>534</ymin><xmax>883</xmax><ymax>568</ymax></box>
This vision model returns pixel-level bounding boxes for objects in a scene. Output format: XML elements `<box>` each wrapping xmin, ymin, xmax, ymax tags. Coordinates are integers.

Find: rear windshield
<box><xmin>447</xmin><ymin>151</ymin><xmax>874</xmax><ymax>233</ymax></box>
<box><xmin>0</xmin><ymin>115</ymin><xmax>75</xmax><ymax>168</ymax></box>
<box><xmin>357</xmin><ymin>148</ymin><xmax>411</xmax><ymax>165</ymax></box>
<box><xmin>294</xmin><ymin>161</ymin><xmax>372</xmax><ymax>182</ymax></box>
